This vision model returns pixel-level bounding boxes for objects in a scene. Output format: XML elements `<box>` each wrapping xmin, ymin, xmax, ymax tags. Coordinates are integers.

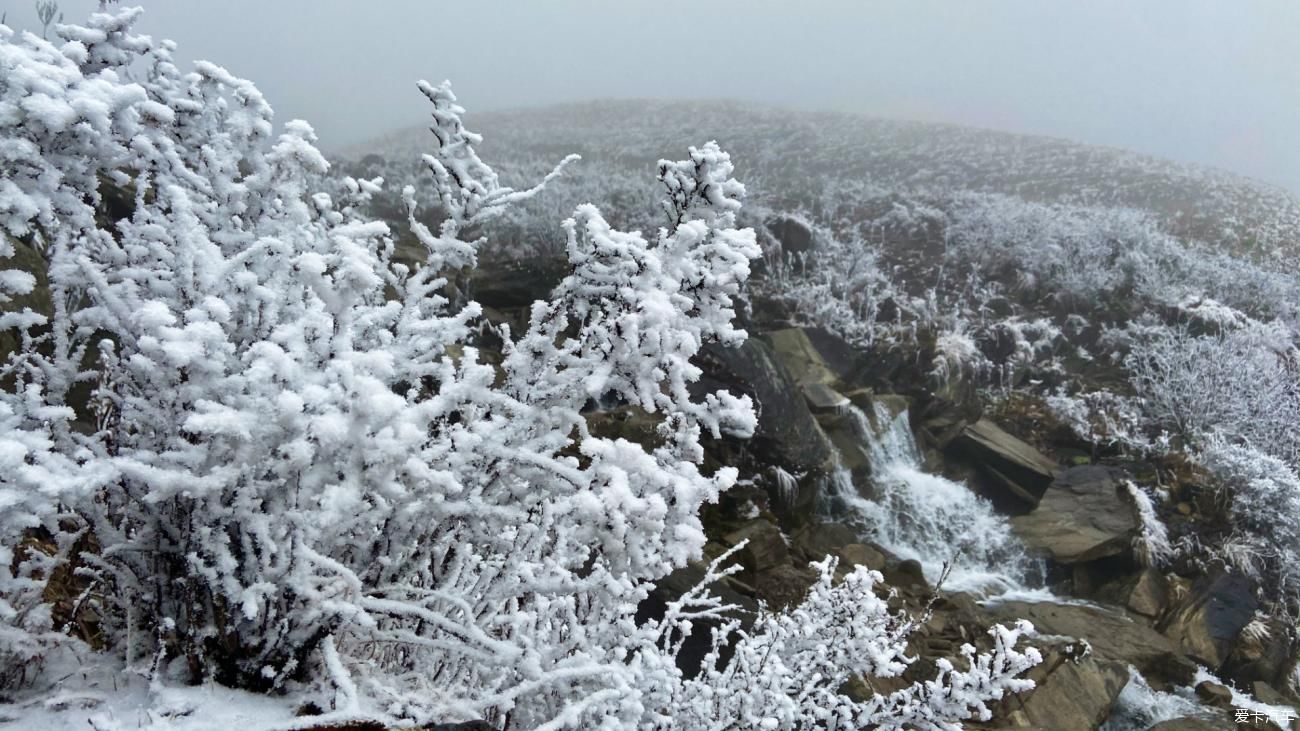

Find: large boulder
<box><xmin>800</xmin><ymin>381</ymin><xmax>849</xmax><ymax>414</ymax></box>
<box><xmin>766</xmin><ymin>327</ymin><xmax>840</xmax><ymax>387</ymax></box>
<box><xmin>789</xmin><ymin>522</ymin><xmax>860</xmax><ymax>563</ymax></box>
<box><xmin>1010</xmin><ymin>465</ymin><xmax>1139</xmax><ymax>565</ymax></box>
<box><xmin>1159</xmin><ymin>570</ymin><xmax>1260</xmax><ymax>671</ymax></box>
<box><xmin>723</xmin><ymin>519</ymin><xmax>790</xmax><ymax>575</ymax></box>
<box><xmin>765</xmin><ymin>215</ymin><xmax>816</xmax><ymax>256</ymax></box>
<box><xmin>1096</xmin><ymin>568</ymin><xmax>1173</xmax><ymax>619</ymax></box>
<box><xmin>694</xmin><ymin>338</ymin><xmax>833</xmax><ymax>472</ymax></box>
<box><xmin>986</xmin><ymin>601</ymin><xmax>1184</xmax><ymax>679</ymax></box>
<box><xmin>951</xmin><ymin>418</ymin><xmax>1058</xmax><ymax>508</ymax></box>
<box><xmin>993</xmin><ymin>635</ymin><xmax>1127</xmax><ymax>731</ymax></box>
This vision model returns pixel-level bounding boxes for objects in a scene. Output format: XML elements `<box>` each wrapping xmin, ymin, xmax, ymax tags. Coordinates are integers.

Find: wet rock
<box><xmin>800</xmin><ymin>381</ymin><xmax>849</xmax><ymax>414</ymax></box>
<box><xmin>1097</xmin><ymin>567</ymin><xmax>1172</xmax><ymax>619</ymax></box>
<box><xmin>1159</xmin><ymin>570</ymin><xmax>1259</xmax><ymax>670</ymax></box>
<box><xmin>789</xmin><ymin>522</ymin><xmax>858</xmax><ymax>563</ymax></box>
<box><xmin>985</xmin><ymin>601</ymin><xmax>1182</xmax><ymax>680</ymax></box>
<box><xmin>998</xmin><ymin>635</ymin><xmax>1128</xmax><ymax>731</ymax></box>
<box><xmin>951</xmin><ymin>418</ymin><xmax>1058</xmax><ymax>508</ymax></box>
<box><xmin>1194</xmin><ymin>679</ymin><xmax>1234</xmax><ymax>708</ymax></box>
<box><xmin>845</xmin><ymin>389</ymin><xmax>909</xmax><ymax>425</ymax></box>
<box><xmin>694</xmin><ymin>338</ymin><xmax>832</xmax><ymax>472</ymax></box>
<box><xmin>835</xmin><ymin>543</ymin><xmax>888</xmax><ymax>572</ymax></box>
<box><xmin>766</xmin><ymin>327</ymin><xmax>840</xmax><ymax>386</ymax></box>
<box><xmin>1010</xmin><ymin>465</ymin><xmax>1139</xmax><ymax>565</ymax></box>
<box><xmin>1225</xmin><ymin>616</ymin><xmax>1294</xmax><ymax>688</ymax></box>
<box><xmin>883</xmin><ymin>558</ymin><xmax>930</xmax><ymax>597</ymax></box>
<box><xmin>424</xmin><ymin>723</ymin><xmax>494</xmax><ymax>731</ymax></box>
<box><xmin>723</xmin><ymin>519</ymin><xmax>789</xmax><ymax>574</ymax></box>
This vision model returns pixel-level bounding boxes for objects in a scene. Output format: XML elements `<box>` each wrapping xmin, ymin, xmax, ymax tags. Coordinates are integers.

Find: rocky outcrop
<box><xmin>993</xmin><ymin>636</ymin><xmax>1127</xmax><ymax>731</ymax></box>
<box><xmin>1096</xmin><ymin>567</ymin><xmax>1172</xmax><ymax>619</ymax></box>
<box><xmin>694</xmin><ymin>338</ymin><xmax>833</xmax><ymax>473</ymax></box>
<box><xmin>985</xmin><ymin>600</ymin><xmax>1184</xmax><ymax>680</ymax></box>
<box><xmin>1010</xmin><ymin>465</ymin><xmax>1139</xmax><ymax>565</ymax></box>
<box><xmin>766</xmin><ymin>327</ymin><xmax>840</xmax><ymax>387</ymax></box>
<box><xmin>765</xmin><ymin>215</ymin><xmax>816</xmax><ymax>256</ymax></box>
<box><xmin>800</xmin><ymin>381</ymin><xmax>848</xmax><ymax>413</ymax></box>
<box><xmin>723</xmin><ymin>519</ymin><xmax>789</xmax><ymax>575</ymax></box>
<box><xmin>951</xmin><ymin>418</ymin><xmax>1058</xmax><ymax>508</ymax></box>
<box><xmin>1159</xmin><ymin>570</ymin><xmax>1260</xmax><ymax>671</ymax></box>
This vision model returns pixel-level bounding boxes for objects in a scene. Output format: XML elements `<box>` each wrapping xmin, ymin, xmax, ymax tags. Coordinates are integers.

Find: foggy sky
<box><xmin>30</xmin><ymin>1</ymin><xmax>1300</xmax><ymax>194</ymax></box>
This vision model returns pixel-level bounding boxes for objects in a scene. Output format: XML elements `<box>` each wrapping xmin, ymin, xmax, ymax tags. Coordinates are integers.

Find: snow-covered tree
<box><xmin>0</xmin><ymin>9</ymin><xmax>1040</xmax><ymax>728</ymax></box>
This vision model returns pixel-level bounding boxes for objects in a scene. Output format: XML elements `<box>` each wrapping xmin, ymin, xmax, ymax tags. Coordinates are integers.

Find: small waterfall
<box><xmin>821</xmin><ymin>402</ymin><xmax>1045</xmax><ymax>597</ymax></box>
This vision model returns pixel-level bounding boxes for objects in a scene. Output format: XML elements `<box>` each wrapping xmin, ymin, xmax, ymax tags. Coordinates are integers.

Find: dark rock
<box><xmin>999</xmin><ymin>635</ymin><xmax>1128</xmax><ymax>731</ymax></box>
<box><xmin>789</xmin><ymin>522</ymin><xmax>860</xmax><ymax>563</ymax></box>
<box><xmin>1194</xmin><ymin>679</ymin><xmax>1234</xmax><ymax>708</ymax></box>
<box><xmin>723</xmin><ymin>519</ymin><xmax>789</xmax><ymax>574</ymax></box>
<box><xmin>952</xmin><ymin>418</ymin><xmax>1058</xmax><ymax>508</ymax></box>
<box><xmin>1096</xmin><ymin>568</ymin><xmax>1172</xmax><ymax>619</ymax></box>
<box><xmin>766</xmin><ymin>215</ymin><xmax>816</xmax><ymax>256</ymax></box>
<box><xmin>0</xmin><ymin>234</ymin><xmax>52</xmax><ymax>366</ymax></box>
<box><xmin>1159</xmin><ymin>570</ymin><xmax>1260</xmax><ymax>670</ymax></box>
<box><xmin>985</xmin><ymin>601</ymin><xmax>1182</xmax><ymax>680</ymax></box>
<box><xmin>766</xmin><ymin>327</ymin><xmax>839</xmax><ymax>386</ymax></box>
<box><xmin>468</xmin><ymin>259</ymin><xmax>566</xmax><ymax>312</ymax></box>
<box><xmin>883</xmin><ymin>558</ymin><xmax>930</xmax><ymax>597</ymax></box>
<box><xmin>638</xmin><ymin>561</ymin><xmax>759</xmax><ymax>678</ymax></box>
<box><xmin>800</xmin><ymin>381</ymin><xmax>849</xmax><ymax>414</ymax></box>
<box><xmin>694</xmin><ymin>338</ymin><xmax>832</xmax><ymax>472</ymax></box>
<box><xmin>836</xmin><ymin>543</ymin><xmax>888</xmax><ymax>572</ymax></box>
<box><xmin>752</xmin><ymin>563</ymin><xmax>818</xmax><ymax>611</ymax></box>
<box><xmin>1225</xmin><ymin>616</ymin><xmax>1294</xmax><ymax>688</ymax></box>
<box><xmin>1010</xmin><ymin>465</ymin><xmax>1139</xmax><ymax>565</ymax></box>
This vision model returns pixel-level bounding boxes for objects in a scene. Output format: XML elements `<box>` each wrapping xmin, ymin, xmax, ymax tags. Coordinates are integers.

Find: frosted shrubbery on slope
<box><xmin>0</xmin><ymin>10</ymin><xmax>1041</xmax><ymax>728</ymax></box>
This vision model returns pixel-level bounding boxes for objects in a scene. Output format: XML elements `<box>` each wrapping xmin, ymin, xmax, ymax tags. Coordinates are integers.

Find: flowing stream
<box><xmin>820</xmin><ymin>402</ymin><xmax>1046</xmax><ymax>597</ymax></box>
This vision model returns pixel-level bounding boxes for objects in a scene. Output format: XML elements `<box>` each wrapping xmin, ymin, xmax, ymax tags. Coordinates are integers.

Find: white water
<box><xmin>820</xmin><ymin>403</ymin><xmax>1045</xmax><ymax>597</ymax></box>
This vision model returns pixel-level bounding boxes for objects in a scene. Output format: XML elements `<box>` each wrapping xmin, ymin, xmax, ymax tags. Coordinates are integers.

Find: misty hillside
<box><xmin>349</xmin><ymin>100</ymin><xmax>1300</xmax><ymax>259</ymax></box>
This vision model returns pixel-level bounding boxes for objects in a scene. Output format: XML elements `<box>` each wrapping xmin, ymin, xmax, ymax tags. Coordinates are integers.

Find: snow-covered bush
<box><xmin>641</xmin><ymin>552</ymin><xmax>1041</xmax><ymax>730</ymax></box>
<box><xmin>1</xmin><ymin>9</ymin><xmax>1041</xmax><ymax>728</ymax></box>
<box><xmin>1126</xmin><ymin>321</ymin><xmax>1300</xmax><ymax>464</ymax></box>
<box><xmin>1199</xmin><ymin>441</ymin><xmax>1300</xmax><ymax>610</ymax></box>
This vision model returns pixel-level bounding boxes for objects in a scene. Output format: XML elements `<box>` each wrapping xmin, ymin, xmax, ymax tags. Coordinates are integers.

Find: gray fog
<box><xmin>30</xmin><ymin>1</ymin><xmax>1300</xmax><ymax>194</ymax></box>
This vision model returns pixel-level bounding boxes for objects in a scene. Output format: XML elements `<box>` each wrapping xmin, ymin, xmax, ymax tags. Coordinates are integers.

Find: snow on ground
<box><xmin>0</xmin><ymin>649</ymin><xmax>310</xmax><ymax>731</ymax></box>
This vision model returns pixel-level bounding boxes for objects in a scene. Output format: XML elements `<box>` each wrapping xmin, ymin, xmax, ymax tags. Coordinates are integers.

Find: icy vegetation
<box><xmin>346</xmin><ymin>87</ymin><xmax>1300</xmax><ymax>726</ymax></box>
<box><xmin>363</xmin><ymin>101</ymin><xmax>1300</xmax><ymax>622</ymax></box>
<box><xmin>0</xmin><ymin>9</ymin><xmax>1049</xmax><ymax>729</ymax></box>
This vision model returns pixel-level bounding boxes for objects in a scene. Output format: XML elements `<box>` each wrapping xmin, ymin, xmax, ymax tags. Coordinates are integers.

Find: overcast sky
<box><xmin>28</xmin><ymin>1</ymin><xmax>1300</xmax><ymax>193</ymax></box>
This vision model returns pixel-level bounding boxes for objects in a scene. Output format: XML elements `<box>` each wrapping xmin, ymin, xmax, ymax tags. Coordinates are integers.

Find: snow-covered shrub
<box><xmin>1126</xmin><ymin>322</ymin><xmax>1300</xmax><ymax>464</ymax></box>
<box><xmin>0</xmin><ymin>9</ymin><xmax>1041</xmax><ymax>728</ymax></box>
<box><xmin>642</xmin><ymin>553</ymin><xmax>1042</xmax><ymax>730</ymax></box>
<box><xmin>1045</xmin><ymin>389</ymin><xmax>1154</xmax><ymax>452</ymax></box>
<box><xmin>1199</xmin><ymin>440</ymin><xmax>1300</xmax><ymax>610</ymax></box>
